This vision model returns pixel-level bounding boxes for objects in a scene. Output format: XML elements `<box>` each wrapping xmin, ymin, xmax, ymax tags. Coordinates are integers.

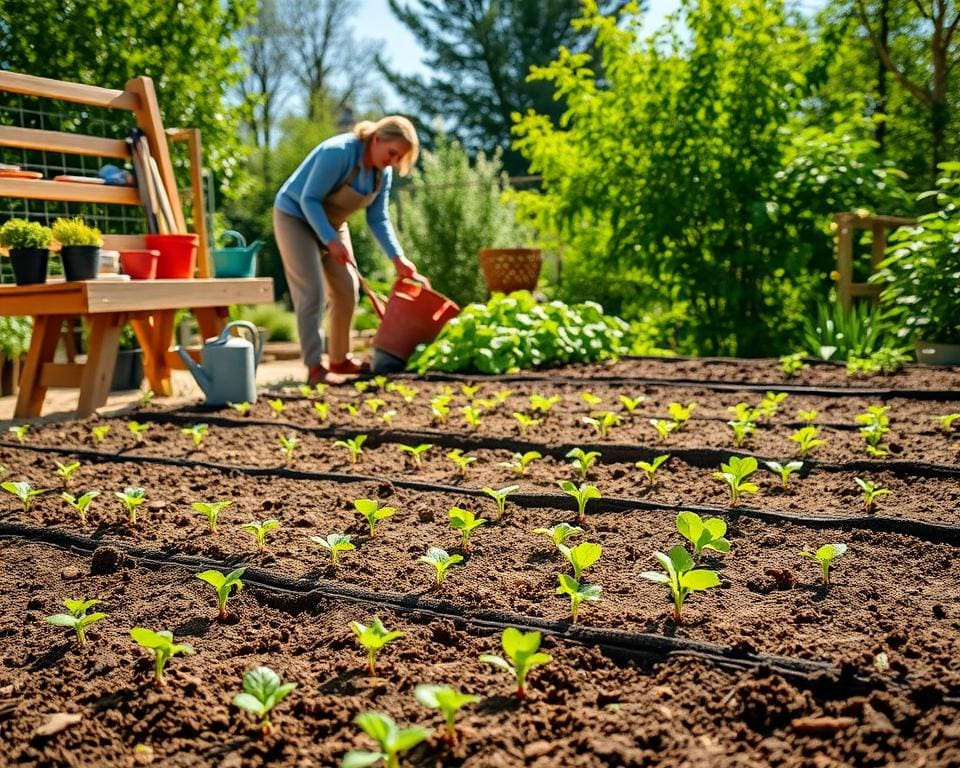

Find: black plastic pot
<box><xmin>60</xmin><ymin>245</ymin><xmax>100</xmax><ymax>281</ymax></box>
<box><xmin>111</xmin><ymin>348</ymin><xmax>144</xmax><ymax>392</ymax></box>
<box><xmin>9</xmin><ymin>247</ymin><xmax>49</xmax><ymax>285</ymax></box>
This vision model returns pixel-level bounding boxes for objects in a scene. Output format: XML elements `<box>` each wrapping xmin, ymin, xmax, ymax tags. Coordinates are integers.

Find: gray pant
<box><xmin>273</xmin><ymin>208</ymin><xmax>359</xmax><ymax>367</ymax></box>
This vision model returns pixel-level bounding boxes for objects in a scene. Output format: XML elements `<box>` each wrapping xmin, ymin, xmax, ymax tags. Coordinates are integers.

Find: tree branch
<box><xmin>855</xmin><ymin>0</ymin><xmax>932</xmax><ymax>106</ymax></box>
<box><xmin>911</xmin><ymin>0</ymin><xmax>932</xmax><ymax>20</ymax></box>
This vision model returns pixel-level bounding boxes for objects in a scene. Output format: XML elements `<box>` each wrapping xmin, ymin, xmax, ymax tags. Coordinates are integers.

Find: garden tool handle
<box><xmin>344</xmin><ymin>259</ymin><xmax>387</xmax><ymax>320</ymax></box>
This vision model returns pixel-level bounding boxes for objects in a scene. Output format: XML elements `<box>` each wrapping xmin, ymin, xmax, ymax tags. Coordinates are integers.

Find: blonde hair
<box><xmin>353</xmin><ymin>115</ymin><xmax>420</xmax><ymax>176</ymax></box>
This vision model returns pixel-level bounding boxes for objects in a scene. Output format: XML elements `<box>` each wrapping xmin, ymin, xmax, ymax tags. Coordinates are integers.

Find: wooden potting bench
<box><xmin>0</xmin><ymin>70</ymin><xmax>274</xmax><ymax>417</ymax></box>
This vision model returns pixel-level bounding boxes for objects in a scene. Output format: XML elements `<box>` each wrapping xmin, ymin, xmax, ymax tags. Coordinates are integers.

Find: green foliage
<box><xmin>513</xmin><ymin>412</ymin><xmax>542</xmax><ymax>434</ymax></box>
<box><xmin>481</xmin><ymin>485</ymin><xmax>519</xmax><ymax>521</ymax></box>
<box><xmin>479</xmin><ymin>627</ymin><xmax>552</xmax><ymax>698</ymax></box>
<box><xmin>414</xmin><ymin>684</ymin><xmax>479</xmax><ymax>745</ymax></box>
<box><xmin>801</xmin><ymin>295</ymin><xmax>898</xmax><ymax>361</ymax></box>
<box><xmin>350</xmin><ymin>617</ymin><xmax>404</xmax><ymax>676</ymax></box>
<box><xmin>268</xmin><ymin>398</ymin><xmax>286</xmax><ymax>417</ymax></box>
<box><xmin>334</xmin><ymin>436</ymin><xmax>367</xmax><ymax>464</ymax></box>
<box><xmin>51</xmin><ymin>218</ymin><xmax>102</xmax><ymax>247</ymax></box>
<box><xmin>2</xmin><ymin>480</ymin><xmax>48</xmax><ymax>511</ymax></box>
<box><xmin>62</xmin><ymin>490</ymin><xmax>100</xmax><ymax>525</ymax></box>
<box><xmin>46</xmin><ymin>598</ymin><xmax>106</xmax><ymax>647</ymax></box>
<box><xmin>191</xmin><ymin>500</ymin><xmax>233</xmax><ymax>534</ymax></box>
<box><xmin>780</xmin><ymin>353</ymin><xmax>808</xmax><ymax>378</ymax></box>
<box><xmin>635</xmin><ymin>454</ymin><xmax>670</xmax><ymax>483</ymax></box>
<box><xmin>789</xmin><ymin>426</ymin><xmax>825</xmax><ymax>457</ymax></box>
<box><xmin>181</xmin><ymin>423</ymin><xmax>209</xmax><ymax>447</ymax></box>
<box><xmin>127</xmin><ymin>421</ymin><xmax>150</xmax><ymax>443</ymax></box>
<box><xmin>533</xmin><ymin>522</ymin><xmax>583</xmax><ymax>548</ymax></box>
<box><xmin>114</xmin><ymin>486</ymin><xmax>146</xmax><ymax>523</ymax></box>
<box><xmin>640</xmin><ymin>544</ymin><xmax>720</xmax><ymax>623</ymax></box>
<box><xmin>54</xmin><ymin>460</ymin><xmax>81</xmax><ymax>489</ymax></box>
<box><xmin>712</xmin><ymin>456</ymin><xmax>759</xmax><ymax>506</ymax></box>
<box><xmin>800</xmin><ymin>542</ymin><xmax>846</xmax><ymax>586</ymax></box>
<box><xmin>418</xmin><ymin>547</ymin><xmax>463</xmax><ymax>585</ymax></box>
<box><xmin>8</xmin><ymin>424</ymin><xmax>29</xmax><ymax>443</ymax></box>
<box><xmin>240</xmin><ymin>519</ymin><xmax>280</xmax><ymax>553</ymax></box>
<box><xmin>230</xmin><ymin>401</ymin><xmax>252</xmax><ymax>416</ymax></box>
<box><xmin>558</xmin><ymin>540</ymin><xmax>602</xmax><ymax>582</ymax></box>
<box><xmin>90</xmin><ymin>425</ymin><xmax>111</xmax><ymax>444</ymax></box>
<box><xmin>0</xmin><ymin>316</ymin><xmax>32</xmax><ymax>359</ymax></box>
<box><xmin>558</xmin><ymin>480</ymin><xmax>601</xmax><ymax>523</ymax></box>
<box><xmin>445</xmin><ymin>448</ymin><xmax>477</xmax><ymax>476</ymax></box>
<box><xmin>354</xmin><ymin>499</ymin><xmax>396</xmax><ymax>537</ymax></box>
<box><xmin>311</xmin><ymin>533</ymin><xmax>355</xmax><ymax>565</ymax></box>
<box><xmin>231</xmin><ymin>303</ymin><xmax>298</xmax><ymax>342</ymax></box>
<box><xmin>933</xmin><ymin>413</ymin><xmax>960</xmax><ymax>433</ymax></box>
<box><xmin>398</xmin><ymin>443</ymin><xmax>432</xmax><ymax>468</ymax></box>
<box><xmin>676</xmin><ymin>511</ymin><xmax>731</xmax><ymax>562</ymax></box>
<box><xmin>566</xmin><ymin>447</ymin><xmax>600</xmax><ymax>481</ymax></box>
<box><xmin>129</xmin><ymin>627</ymin><xmax>194</xmax><ymax>686</ymax></box>
<box><xmin>232</xmin><ymin>665</ymin><xmax>297</xmax><ymax>736</ymax></box>
<box><xmin>196</xmin><ymin>567</ymin><xmax>245</xmax><ymax>618</ymax></box>
<box><xmin>582</xmin><ymin>410</ymin><xmax>621</xmax><ymax>438</ymax></box>
<box><xmin>342</xmin><ymin>711</ymin><xmax>430</xmax><ymax>768</ymax></box>
<box><xmin>408</xmin><ymin>292</ymin><xmax>630</xmax><ymax>374</ymax></box>
<box><xmin>277</xmin><ymin>434</ymin><xmax>298</xmax><ymax>462</ymax></box>
<box><xmin>556</xmin><ymin>573</ymin><xmax>602</xmax><ymax>623</ymax></box>
<box><xmin>499</xmin><ymin>450</ymin><xmax>542</xmax><ymax>476</ymax></box>
<box><xmin>854</xmin><ymin>477</ymin><xmax>890</xmax><ymax>512</ymax></box>
<box><xmin>764</xmin><ymin>460</ymin><xmax>804</xmax><ymax>488</ymax></box>
<box><xmin>0</xmin><ymin>219</ymin><xmax>51</xmax><ymax>249</ymax></box>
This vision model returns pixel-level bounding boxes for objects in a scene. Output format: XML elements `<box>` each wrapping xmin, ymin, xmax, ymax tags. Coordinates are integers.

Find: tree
<box><xmin>380</xmin><ymin>0</ymin><xmax>626</xmax><ymax>175</ymax></box>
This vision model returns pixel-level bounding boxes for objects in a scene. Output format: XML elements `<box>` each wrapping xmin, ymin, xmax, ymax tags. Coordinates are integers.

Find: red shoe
<box><xmin>327</xmin><ymin>355</ymin><xmax>370</xmax><ymax>375</ymax></box>
<box><xmin>307</xmin><ymin>364</ymin><xmax>347</xmax><ymax>386</ymax></box>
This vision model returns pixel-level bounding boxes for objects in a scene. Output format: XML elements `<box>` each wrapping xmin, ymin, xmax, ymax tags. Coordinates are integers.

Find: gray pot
<box><xmin>915</xmin><ymin>340</ymin><xmax>960</xmax><ymax>366</ymax></box>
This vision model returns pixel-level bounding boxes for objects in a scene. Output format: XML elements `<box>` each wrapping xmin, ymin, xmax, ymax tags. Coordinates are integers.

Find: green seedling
<box><xmin>46</xmin><ymin>598</ymin><xmax>106</xmax><ymax>647</ymax></box>
<box><xmin>414</xmin><ymin>684</ymin><xmax>479</xmax><ymax>745</ymax></box>
<box><xmin>530</xmin><ymin>393</ymin><xmax>561</xmax><ymax>414</ymax></box>
<box><xmin>127</xmin><ymin>421</ymin><xmax>151</xmax><ymax>443</ymax></box>
<box><xmin>380</xmin><ymin>410</ymin><xmax>397</xmax><ymax>425</ymax></box>
<box><xmin>618</xmin><ymin>394</ymin><xmax>646</xmax><ymax>415</ymax></box>
<box><xmin>764</xmin><ymin>460</ymin><xmax>804</xmax><ymax>488</ymax></box>
<box><xmin>138</xmin><ymin>389</ymin><xmax>155</xmax><ymax>407</ymax></box>
<box><xmin>448</xmin><ymin>506</ymin><xmax>487</xmax><ymax>550</ymax></box>
<box><xmin>350</xmin><ymin>616</ymin><xmax>404</xmax><ymax>675</ymax></box>
<box><xmin>650</xmin><ymin>418</ymin><xmax>678</xmax><ymax>442</ymax></box>
<box><xmin>311</xmin><ymin>533</ymin><xmax>355</xmax><ymax>564</ymax></box>
<box><xmin>129</xmin><ymin>628</ymin><xmax>194</xmax><ymax>687</ymax></box>
<box><xmin>493</xmin><ymin>388</ymin><xmax>512</xmax><ymax>404</ymax></box>
<box><xmin>780</xmin><ymin>352</ymin><xmax>808</xmax><ymax>377</ymax></box>
<box><xmin>726</xmin><ymin>402</ymin><xmax>758</xmax><ymax>447</ymax></box>
<box><xmin>640</xmin><ymin>544</ymin><xmax>720</xmax><ymax>624</ymax></box>
<box><xmin>340</xmin><ymin>403</ymin><xmax>359</xmax><ymax>419</ymax></box>
<box><xmin>854</xmin><ymin>477</ymin><xmax>890</xmax><ymax>512</ymax></box>
<box><xmin>233</xmin><ymin>665</ymin><xmax>297</xmax><ymax>737</ymax></box>
<box><xmin>180</xmin><ymin>423</ymin><xmax>209</xmax><ymax>447</ymax></box>
<box><xmin>354</xmin><ymin>380</ymin><xmax>371</xmax><ymax>394</ymax></box>
<box><xmin>54</xmin><ymin>461</ymin><xmax>81</xmax><ymax>489</ymax></box>
<box><xmin>393</xmin><ymin>383</ymin><xmax>418</xmax><ymax>403</ymax></box>
<box><xmin>859</xmin><ymin>422</ymin><xmax>890</xmax><ymax>457</ymax></box>
<box><xmin>114</xmin><ymin>487</ymin><xmax>146</xmax><ymax>524</ymax></box>
<box><xmin>556</xmin><ymin>574</ymin><xmax>602</xmax><ymax>624</ymax></box>
<box><xmin>334</xmin><ymin>435</ymin><xmax>367</xmax><ymax>464</ymax></box>
<box><xmin>314</xmin><ymin>382</ymin><xmax>329</xmax><ymax>396</ymax></box>
<box><xmin>580</xmin><ymin>392</ymin><xmax>603</xmax><ymax>407</ymax></box>
<box><xmin>582</xmin><ymin>411</ymin><xmax>620</xmax><ymax>438</ymax></box>
<box><xmin>800</xmin><ymin>542</ymin><xmax>847</xmax><ymax>585</ymax></box>
<box><xmin>796</xmin><ymin>408</ymin><xmax>819</xmax><ymax>425</ymax></box>
<box><xmin>354</xmin><ymin>498</ymin><xmax>396</xmax><ymax>536</ymax></box>
<box><xmin>372</xmin><ymin>376</ymin><xmax>389</xmax><ymax>391</ymax></box>
<box><xmin>445</xmin><ymin>448</ymin><xmax>476</xmax><ymax>477</ymax></box>
<box><xmin>789</xmin><ymin>426</ymin><xmax>825</xmax><ymax>457</ymax></box>
<box><xmin>364</xmin><ymin>397</ymin><xmax>386</xmax><ymax>414</ymax></box>
<box><xmin>479</xmin><ymin>627</ymin><xmax>552</xmax><ymax>699</ymax></box>
<box><xmin>499</xmin><ymin>450</ymin><xmax>542</xmax><ymax>476</ymax></box>
<box><xmin>635</xmin><ymin>454</ymin><xmax>670</xmax><ymax>484</ymax></box>
<box><xmin>533</xmin><ymin>522</ymin><xmax>584</xmax><ymax>548</ymax></box>
<box><xmin>240</xmin><ymin>519</ymin><xmax>280</xmax><ymax>553</ymax></box>
<box><xmin>398</xmin><ymin>443</ymin><xmax>432</xmax><ymax>468</ymax></box>
<box><xmin>566</xmin><ymin>447</ymin><xmax>600</xmax><ymax>481</ymax></box>
<box><xmin>712</xmin><ymin>456</ymin><xmax>759</xmax><ymax>506</ymax></box>
<box><xmin>342</xmin><ymin>711</ymin><xmax>430</xmax><ymax>768</ymax></box>
<box><xmin>8</xmin><ymin>424</ymin><xmax>29</xmax><ymax>443</ymax></box>
<box><xmin>277</xmin><ymin>434</ymin><xmax>298</xmax><ymax>462</ymax></box>
<box><xmin>229</xmin><ymin>401</ymin><xmax>252</xmax><ymax>416</ymax></box>
<box><xmin>482</xmin><ymin>485</ymin><xmax>519</xmax><ymax>521</ymax></box>
<box><xmin>90</xmin><ymin>425</ymin><xmax>111</xmax><ymax>444</ymax></box>
<box><xmin>313</xmin><ymin>401</ymin><xmax>330</xmax><ymax>421</ymax></box>
<box><xmin>298</xmin><ymin>384</ymin><xmax>314</xmax><ymax>398</ymax></box>
<box><xmin>933</xmin><ymin>413</ymin><xmax>960</xmax><ymax>434</ymax></box>
<box><xmin>267</xmin><ymin>398</ymin><xmax>286</xmax><ymax>417</ymax></box>
<box><xmin>757</xmin><ymin>391</ymin><xmax>788</xmax><ymax>421</ymax></box>
<box><xmin>472</xmin><ymin>397</ymin><xmax>498</xmax><ymax>410</ymax></box>
<box><xmin>2</xmin><ymin>480</ymin><xmax>49</xmax><ymax>512</ymax></box>
<box><xmin>460</xmin><ymin>383</ymin><xmax>481</xmax><ymax>398</ymax></box>
<box><xmin>192</xmin><ymin>500</ymin><xmax>234</xmax><ymax>534</ymax></box>
<box><xmin>558</xmin><ymin>540</ymin><xmax>602</xmax><ymax>581</ymax></box>
<box><xmin>856</xmin><ymin>405</ymin><xmax>890</xmax><ymax>428</ymax></box>
<box><xmin>62</xmin><ymin>490</ymin><xmax>100</xmax><ymax>525</ymax></box>
<box><xmin>667</xmin><ymin>401</ymin><xmax>696</xmax><ymax>428</ymax></box>
<box><xmin>512</xmin><ymin>412</ymin><xmax>542</xmax><ymax>434</ymax></box>
<box><xmin>196</xmin><ymin>567</ymin><xmax>245</xmax><ymax>619</ymax></box>
<box><xmin>676</xmin><ymin>510</ymin><xmax>730</xmax><ymax>562</ymax></box>
<box><xmin>462</xmin><ymin>405</ymin><xmax>482</xmax><ymax>429</ymax></box>
<box><xmin>418</xmin><ymin>547</ymin><xmax>463</xmax><ymax>585</ymax></box>
<box><xmin>431</xmin><ymin>395</ymin><xmax>451</xmax><ymax>423</ymax></box>
<box><xmin>558</xmin><ymin>480</ymin><xmax>601</xmax><ymax>524</ymax></box>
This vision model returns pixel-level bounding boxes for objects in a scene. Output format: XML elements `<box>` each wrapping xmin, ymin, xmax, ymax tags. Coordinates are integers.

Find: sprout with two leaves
<box><xmin>533</xmin><ymin>522</ymin><xmax>583</xmax><ymax>548</ymax></box>
<box><xmin>354</xmin><ymin>498</ymin><xmax>395</xmax><ymax>536</ymax></box>
<box><xmin>62</xmin><ymin>490</ymin><xmax>100</xmax><ymax>525</ymax></box>
<box><xmin>115</xmin><ymin>487</ymin><xmax>146</xmax><ymax>524</ymax></box>
<box><xmin>233</xmin><ymin>666</ymin><xmax>297</xmax><ymax>737</ymax></box>
<box><xmin>54</xmin><ymin>461</ymin><xmax>81</xmax><ymax>489</ymax></box>
<box><xmin>240</xmin><ymin>519</ymin><xmax>280</xmax><ymax>553</ymax></box>
<box><xmin>2</xmin><ymin>480</ymin><xmax>49</xmax><ymax>512</ymax></box>
<box><xmin>789</xmin><ymin>426</ymin><xmax>825</xmax><ymax>458</ymax></box>
<box><xmin>127</xmin><ymin>421</ymin><xmax>151</xmax><ymax>443</ymax></box>
<box><xmin>341</xmin><ymin>403</ymin><xmax>359</xmax><ymax>419</ymax></box>
<box><xmin>499</xmin><ymin>450</ymin><xmax>541</xmax><ymax>476</ymax></box>
<box><xmin>530</xmin><ymin>393</ymin><xmax>562</xmax><ymax>414</ymax></box>
<box><xmin>267</xmin><ymin>398</ymin><xmax>286</xmax><ymax>417</ymax></box>
<box><xmin>712</xmin><ymin>456</ymin><xmax>759</xmax><ymax>506</ymax></box>
<box><xmin>192</xmin><ymin>500</ymin><xmax>234</xmax><ymax>534</ymax></box>
<box><xmin>334</xmin><ymin>435</ymin><xmax>367</xmax><ymax>464</ymax></box>
<box><xmin>566</xmin><ymin>447</ymin><xmax>600</xmax><ymax>481</ymax></box>
<box><xmin>618</xmin><ymin>394</ymin><xmax>646</xmax><ymax>415</ymax></box>
<box><xmin>364</xmin><ymin>397</ymin><xmax>387</xmax><ymax>415</ymax></box>
<box><xmin>90</xmin><ymin>425</ymin><xmax>111</xmax><ymax>444</ymax></box>
<box><xmin>46</xmin><ymin>598</ymin><xmax>106</xmax><ymax>647</ymax></box>
<box><xmin>397</xmin><ymin>443</ymin><xmax>432</xmax><ymax>468</ymax></box>
<box><xmin>796</xmin><ymin>408</ymin><xmax>819</xmax><ymax>425</ymax></box>
<box><xmin>513</xmin><ymin>412</ymin><xmax>541</xmax><ymax>434</ymax></box>
<box><xmin>667</xmin><ymin>401</ymin><xmax>697</xmax><ymax>428</ymax></box>
<box><xmin>342</xmin><ymin>711</ymin><xmax>430</xmax><ymax>768</ymax></box>
<box><xmin>649</xmin><ymin>418</ymin><xmax>678</xmax><ymax>442</ymax></box>
<box><xmin>462</xmin><ymin>405</ymin><xmax>482</xmax><ymax>429</ymax></box>
<box><xmin>414</xmin><ymin>684</ymin><xmax>479</xmax><ymax>745</ymax></box>
<box><xmin>229</xmin><ymin>401</ymin><xmax>252</xmax><ymax>416</ymax></box>
<box><xmin>448</xmin><ymin>506</ymin><xmax>487</xmax><ymax>550</ymax></box>
<box><xmin>8</xmin><ymin>424</ymin><xmax>29</xmax><ymax>443</ymax></box>
<box><xmin>676</xmin><ymin>511</ymin><xmax>730</xmax><ymax>562</ymax></box>
<box><xmin>635</xmin><ymin>454</ymin><xmax>670</xmax><ymax>484</ymax></box>
<box><xmin>482</xmin><ymin>485</ymin><xmax>519</xmax><ymax>521</ymax></box>
<box><xmin>580</xmin><ymin>392</ymin><xmax>603</xmax><ymax>408</ymax></box>
<box><xmin>180</xmin><ymin>423</ymin><xmax>209</xmax><ymax>447</ymax></box>
<box><xmin>418</xmin><ymin>547</ymin><xmax>463</xmax><ymax>586</ymax></box>
<box><xmin>556</xmin><ymin>574</ymin><xmax>602</xmax><ymax>623</ymax></box>
<box><xmin>582</xmin><ymin>411</ymin><xmax>620</xmax><ymax>438</ymax></box>
<box><xmin>800</xmin><ymin>542</ymin><xmax>847</xmax><ymax>585</ymax></box>
<box><xmin>196</xmin><ymin>567</ymin><xmax>245</xmax><ymax>619</ymax></box>
<box><xmin>855</xmin><ymin>477</ymin><xmax>890</xmax><ymax>513</ymax></box>
<box><xmin>350</xmin><ymin>616</ymin><xmax>404</xmax><ymax>675</ymax></box>
<box><xmin>479</xmin><ymin>627</ymin><xmax>552</xmax><ymax>699</ymax></box>
<box><xmin>312</xmin><ymin>533</ymin><xmax>355</xmax><ymax>564</ymax></box>
<box><xmin>764</xmin><ymin>460</ymin><xmax>804</xmax><ymax>488</ymax></box>
<box><xmin>445</xmin><ymin>448</ymin><xmax>476</xmax><ymax>477</ymax></box>
<box><xmin>640</xmin><ymin>545</ymin><xmax>720</xmax><ymax>624</ymax></box>
<box><xmin>558</xmin><ymin>480</ymin><xmax>601</xmax><ymax>524</ymax></box>
<box><xmin>277</xmin><ymin>434</ymin><xmax>298</xmax><ymax>463</ymax></box>
<box><xmin>130</xmin><ymin>628</ymin><xmax>194</xmax><ymax>687</ymax></box>
<box><xmin>313</xmin><ymin>401</ymin><xmax>330</xmax><ymax>422</ymax></box>
<box><xmin>558</xmin><ymin>540</ymin><xmax>602</xmax><ymax>581</ymax></box>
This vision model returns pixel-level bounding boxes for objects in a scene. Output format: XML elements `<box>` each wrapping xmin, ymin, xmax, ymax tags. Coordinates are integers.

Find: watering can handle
<box><xmin>222</xmin><ymin>320</ymin><xmax>263</xmax><ymax>366</ymax></box>
<box><xmin>218</xmin><ymin>230</ymin><xmax>247</xmax><ymax>248</ymax></box>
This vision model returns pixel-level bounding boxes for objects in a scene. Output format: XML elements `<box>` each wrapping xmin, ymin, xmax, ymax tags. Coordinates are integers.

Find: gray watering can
<box><xmin>175</xmin><ymin>320</ymin><xmax>263</xmax><ymax>406</ymax></box>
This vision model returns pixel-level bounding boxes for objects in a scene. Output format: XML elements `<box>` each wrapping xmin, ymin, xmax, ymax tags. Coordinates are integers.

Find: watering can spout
<box><xmin>175</xmin><ymin>346</ymin><xmax>213</xmax><ymax>397</ymax></box>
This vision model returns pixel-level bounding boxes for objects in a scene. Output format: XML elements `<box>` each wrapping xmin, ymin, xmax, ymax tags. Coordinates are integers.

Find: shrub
<box><xmin>51</xmin><ymin>217</ymin><xmax>102</xmax><ymax>247</ymax></box>
<box><xmin>0</xmin><ymin>219</ymin><xmax>51</xmax><ymax>249</ymax></box>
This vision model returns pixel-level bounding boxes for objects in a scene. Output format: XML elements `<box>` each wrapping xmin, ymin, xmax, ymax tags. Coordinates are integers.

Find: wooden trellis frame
<box><xmin>833</xmin><ymin>212</ymin><xmax>916</xmax><ymax>310</ymax></box>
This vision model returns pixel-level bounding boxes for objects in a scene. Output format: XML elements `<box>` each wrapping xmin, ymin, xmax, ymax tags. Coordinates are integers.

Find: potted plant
<box><xmin>0</xmin><ymin>218</ymin><xmax>51</xmax><ymax>285</ymax></box>
<box><xmin>0</xmin><ymin>316</ymin><xmax>32</xmax><ymax>395</ymax></box>
<box><xmin>111</xmin><ymin>323</ymin><xmax>144</xmax><ymax>392</ymax></box>
<box><xmin>52</xmin><ymin>217</ymin><xmax>103</xmax><ymax>281</ymax></box>
<box><xmin>877</xmin><ymin>162</ymin><xmax>960</xmax><ymax>365</ymax></box>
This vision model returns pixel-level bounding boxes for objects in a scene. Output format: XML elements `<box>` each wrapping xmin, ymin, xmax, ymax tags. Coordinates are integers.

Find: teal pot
<box><xmin>111</xmin><ymin>348</ymin><xmax>144</xmax><ymax>392</ymax></box>
<box><xmin>9</xmin><ymin>247</ymin><xmax>49</xmax><ymax>285</ymax></box>
<box><xmin>915</xmin><ymin>339</ymin><xmax>960</xmax><ymax>366</ymax></box>
<box><xmin>60</xmin><ymin>245</ymin><xmax>101</xmax><ymax>281</ymax></box>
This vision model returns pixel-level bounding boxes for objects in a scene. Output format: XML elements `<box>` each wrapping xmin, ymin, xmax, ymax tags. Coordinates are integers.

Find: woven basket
<box><xmin>478</xmin><ymin>248</ymin><xmax>542</xmax><ymax>294</ymax></box>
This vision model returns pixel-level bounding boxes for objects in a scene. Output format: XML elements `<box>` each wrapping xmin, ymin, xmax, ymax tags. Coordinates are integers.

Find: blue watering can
<box><xmin>175</xmin><ymin>320</ymin><xmax>263</xmax><ymax>406</ymax></box>
<box><xmin>212</xmin><ymin>230</ymin><xmax>263</xmax><ymax>278</ymax></box>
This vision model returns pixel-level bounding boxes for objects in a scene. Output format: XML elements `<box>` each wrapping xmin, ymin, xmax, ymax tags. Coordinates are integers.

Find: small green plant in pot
<box><xmin>0</xmin><ymin>218</ymin><xmax>51</xmax><ymax>285</ymax></box>
<box><xmin>52</xmin><ymin>217</ymin><xmax>103</xmax><ymax>281</ymax></box>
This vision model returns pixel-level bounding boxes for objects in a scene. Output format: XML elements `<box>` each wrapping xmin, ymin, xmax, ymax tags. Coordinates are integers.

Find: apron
<box><xmin>322</xmin><ymin>157</ymin><xmax>382</xmax><ymax>235</ymax></box>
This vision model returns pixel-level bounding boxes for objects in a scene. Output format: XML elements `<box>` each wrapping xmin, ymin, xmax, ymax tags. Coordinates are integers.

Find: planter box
<box><xmin>915</xmin><ymin>339</ymin><xmax>960</xmax><ymax>366</ymax></box>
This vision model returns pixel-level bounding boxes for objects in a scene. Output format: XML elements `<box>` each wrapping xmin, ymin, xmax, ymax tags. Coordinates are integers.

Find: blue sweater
<box><xmin>274</xmin><ymin>133</ymin><xmax>404</xmax><ymax>259</ymax></box>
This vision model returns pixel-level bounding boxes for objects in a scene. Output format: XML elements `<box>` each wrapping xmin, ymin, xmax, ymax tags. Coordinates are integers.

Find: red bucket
<box><xmin>372</xmin><ymin>279</ymin><xmax>459</xmax><ymax>362</ymax></box>
<box><xmin>146</xmin><ymin>233</ymin><xmax>198</xmax><ymax>279</ymax></box>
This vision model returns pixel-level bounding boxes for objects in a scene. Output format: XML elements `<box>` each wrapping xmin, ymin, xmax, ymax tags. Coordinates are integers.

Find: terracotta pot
<box><xmin>478</xmin><ymin>248</ymin><xmax>542</xmax><ymax>294</ymax></box>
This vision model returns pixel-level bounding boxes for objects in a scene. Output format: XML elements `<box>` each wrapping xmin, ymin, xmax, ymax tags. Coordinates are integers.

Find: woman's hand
<box><xmin>326</xmin><ymin>238</ymin><xmax>353</xmax><ymax>266</ymax></box>
<box><xmin>393</xmin><ymin>254</ymin><xmax>429</xmax><ymax>285</ymax></box>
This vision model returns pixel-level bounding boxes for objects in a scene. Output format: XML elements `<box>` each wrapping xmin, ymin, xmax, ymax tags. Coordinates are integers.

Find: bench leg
<box><xmin>131</xmin><ymin>309</ymin><xmax>175</xmax><ymax>396</ymax></box>
<box><xmin>77</xmin><ymin>314</ymin><xmax>122</xmax><ymax>417</ymax></box>
<box><xmin>15</xmin><ymin>315</ymin><xmax>63</xmax><ymax>418</ymax></box>
<box><xmin>193</xmin><ymin>306</ymin><xmax>228</xmax><ymax>340</ymax></box>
